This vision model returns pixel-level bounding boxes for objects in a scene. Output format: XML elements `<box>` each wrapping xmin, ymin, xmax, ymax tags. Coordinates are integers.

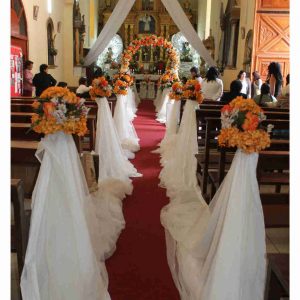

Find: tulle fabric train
<box><xmin>133</xmin><ymin>83</ymin><xmax>141</xmax><ymax>106</ymax></box>
<box><xmin>161</xmin><ymin>150</ymin><xmax>266</xmax><ymax>300</ymax></box>
<box><xmin>154</xmin><ymin>100</ymin><xmax>181</xmax><ymax>164</ymax></box>
<box><xmin>92</xmin><ymin>97</ymin><xmax>142</xmax><ymax>259</ymax></box>
<box><xmin>95</xmin><ymin>97</ymin><xmax>141</xmax><ymax>182</ymax></box>
<box><xmin>156</xmin><ymin>88</ymin><xmax>172</xmax><ymax>123</ymax></box>
<box><xmin>113</xmin><ymin>94</ymin><xmax>140</xmax><ymax>158</ymax></box>
<box><xmin>21</xmin><ymin>132</ymin><xmax>111</xmax><ymax>300</ymax></box>
<box><xmin>159</xmin><ymin>100</ymin><xmax>200</xmax><ymax>193</ymax></box>
<box><xmin>126</xmin><ymin>88</ymin><xmax>137</xmax><ymax>121</ymax></box>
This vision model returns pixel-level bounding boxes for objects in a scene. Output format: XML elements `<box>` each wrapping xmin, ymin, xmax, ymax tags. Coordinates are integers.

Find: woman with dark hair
<box><xmin>33</xmin><ymin>64</ymin><xmax>57</xmax><ymax>96</ymax></box>
<box><xmin>220</xmin><ymin>80</ymin><xmax>246</xmax><ymax>104</ymax></box>
<box><xmin>266</xmin><ymin>62</ymin><xmax>283</xmax><ymax>97</ymax></box>
<box><xmin>251</xmin><ymin>71</ymin><xmax>262</xmax><ymax>98</ymax></box>
<box><xmin>237</xmin><ymin>70</ymin><xmax>251</xmax><ymax>98</ymax></box>
<box><xmin>277</xmin><ymin>73</ymin><xmax>289</xmax><ymax>108</ymax></box>
<box><xmin>76</xmin><ymin>77</ymin><xmax>91</xmax><ymax>98</ymax></box>
<box><xmin>254</xmin><ymin>83</ymin><xmax>277</xmax><ymax>107</ymax></box>
<box><xmin>23</xmin><ymin>60</ymin><xmax>34</xmax><ymax>96</ymax></box>
<box><xmin>190</xmin><ymin>66</ymin><xmax>203</xmax><ymax>83</ymax></box>
<box><xmin>57</xmin><ymin>82</ymin><xmax>68</xmax><ymax>88</ymax></box>
<box><xmin>201</xmin><ymin>66</ymin><xmax>223</xmax><ymax>101</ymax></box>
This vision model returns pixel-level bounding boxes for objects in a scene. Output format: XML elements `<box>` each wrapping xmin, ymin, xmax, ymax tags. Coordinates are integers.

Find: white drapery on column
<box><xmin>84</xmin><ymin>0</ymin><xmax>216</xmax><ymax>67</ymax></box>
<box><xmin>160</xmin><ymin>0</ymin><xmax>215</xmax><ymax>66</ymax></box>
<box><xmin>84</xmin><ymin>0</ymin><xmax>136</xmax><ymax>66</ymax></box>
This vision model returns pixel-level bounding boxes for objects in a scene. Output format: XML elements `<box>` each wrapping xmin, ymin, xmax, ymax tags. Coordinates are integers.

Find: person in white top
<box><xmin>251</xmin><ymin>71</ymin><xmax>263</xmax><ymax>98</ymax></box>
<box><xmin>76</xmin><ymin>77</ymin><xmax>92</xmax><ymax>98</ymax></box>
<box><xmin>237</xmin><ymin>70</ymin><xmax>251</xmax><ymax>98</ymax></box>
<box><xmin>201</xmin><ymin>66</ymin><xmax>223</xmax><ymax>101</ymax></box>
<box><xmin>190</xmin><ymin>66</ymin><xmax>203</xmax><ymax>84</ymax></box>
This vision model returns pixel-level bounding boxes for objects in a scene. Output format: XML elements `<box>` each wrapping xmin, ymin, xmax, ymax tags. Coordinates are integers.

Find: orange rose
<box><xmin>43</xmin><ymin>102</ymin><xmax>56</xmax><ymax>119</ymax></box>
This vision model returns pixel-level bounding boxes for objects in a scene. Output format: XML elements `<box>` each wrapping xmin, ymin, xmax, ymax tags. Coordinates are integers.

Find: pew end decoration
<box><xmin>159</xmin><ymin>71</ymin><xmax>179</xmax><ymax>91</ymax></box>
<box><xmin>169</xmin><ymin>81</ymin><xmax>184</xmax><ymax>100</ymax></box>
<box><xmin>89</xmin><ymin>76</ymin><xmax>112</xmax><ymax>99</ymax></box>
<box><xmin>112</xmin><ymin>73</ymin><xmax>133</xmax><ymax>95</ymax></box>
<box><xmin>218</xmin><ymin>97</ymin><xmax>271</xmax><ymax>153</ymax></box>
<box><xmin>182</xmin><ymin>79</ymin><xmax>204</xmax><ymax>104</ymax></box>
<box><xmin>30</xmin><ymin>87</ymin><xmax>89</xmax><ymax>136</ymax></box>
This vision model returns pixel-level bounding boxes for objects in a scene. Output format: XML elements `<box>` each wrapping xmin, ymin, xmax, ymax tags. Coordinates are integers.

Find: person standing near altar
<box><xmin>190</xmin><ymin>66</ymin><xmax>203</xmax><ymax>84</ymax></box>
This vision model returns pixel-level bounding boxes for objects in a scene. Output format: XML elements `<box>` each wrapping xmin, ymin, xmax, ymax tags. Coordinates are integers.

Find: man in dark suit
<box><xmin>33</xmin><ymin>64</ymin><xmax>57</xmax><ymax>96</ymax></box>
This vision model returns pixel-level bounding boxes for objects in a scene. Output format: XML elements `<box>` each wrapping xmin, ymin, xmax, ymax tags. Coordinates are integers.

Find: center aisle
<box><xmin>106</xmin><ymin>100</ymin><xmax>180</xmax><ymax>300</ymax></box>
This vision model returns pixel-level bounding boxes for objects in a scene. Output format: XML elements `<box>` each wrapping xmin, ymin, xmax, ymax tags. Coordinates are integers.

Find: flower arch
<box><xmin>120</xmin><ymin>35</ymin><xmax>179</xmax><ymax>74</ymax></box>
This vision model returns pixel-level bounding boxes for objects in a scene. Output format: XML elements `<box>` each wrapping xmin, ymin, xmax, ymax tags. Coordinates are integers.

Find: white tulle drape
<box><xmin>156</xmin><ymin>88</ymin><xmax>173</xmax><ymax>124</ymax></box>
<box><xmin>161</xmin><ymin>150</ymin><xmax>266</xmax><ymax>300</ymax></box>
<box><xmin>153</xmin><ymin>100</ymin><xmax>181</xmax><ymax>164</ymax></box>
<box><xmin>127</xmin><ymin>88</ymin><xmax>138</xmax><ymax>121</ymax></box>
<box><xmin>21</xmin><ymin>132</ymin><xmax>111</xmax><ymax>300</ymax></box>
<box><xmin>95</xmin><ymin>97</ymin><xmax>141</xmax><ymax>182</ymax></box>
<box><xmin>159</xmin><ymin>100</ymin><xmax>200</xmax><ymax>193</ymax></box>
<box><xmin>113</xmin><ymin>94</ymin><xmax>140</xmax><ymax>158</ymax></box>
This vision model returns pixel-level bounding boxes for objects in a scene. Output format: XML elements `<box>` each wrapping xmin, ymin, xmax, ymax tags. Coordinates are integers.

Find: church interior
<box><xmin>8</xmin><ymin>0</ymin><xmax>293</xmax><ymax>299</ymax></box>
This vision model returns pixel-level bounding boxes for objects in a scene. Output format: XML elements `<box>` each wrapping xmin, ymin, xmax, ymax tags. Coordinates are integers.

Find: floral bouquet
<box><xmin>182</xmin><ymin>79</ymin><xmax>203</xmax><ymax>103</ymax></box>
<box><xmin>112</xmin><ymin>73</ymin><xmax>133</xmax><ymax>95</ymax></box>
<box><xmin>169</xmin><ymin>81</ymin><xmax>184</xmax><ymax>100</ymax></box>
<box><xmin>30</xmin><ymin>87</ymin><xmax>89</xmax><ymax>136</ymax></box>
<box><xmin>159</xmin><ymin>71</ymin><xmax>179</xmax><ymax>91</ymax></box>
<box><xmin>218</xmin><ymin>97</ymin><xmax>271</xmax><ymax>153</ymax></box>
<box><xmin>89</xmin><ymin>76</ymin><xmax>112</xmax><ymax>99</ymax></box>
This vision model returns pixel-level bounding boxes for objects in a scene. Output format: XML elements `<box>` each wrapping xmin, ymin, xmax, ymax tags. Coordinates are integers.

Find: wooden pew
<box><xmin>11</xmin><ymin>179</ymin><xmax>27</xmax><ymax>279</ymax></box>
<box><xmin>264</xmin><ymin>254</ymin><xmax>289</xmax><ymax>299</ymax></box>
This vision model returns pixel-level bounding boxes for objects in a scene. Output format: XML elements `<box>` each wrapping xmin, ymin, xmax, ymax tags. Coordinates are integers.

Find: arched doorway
<box><xmin>11</xmin><ymin>0</ymin><xmax>28</xmax><ymax>59</ymax></box>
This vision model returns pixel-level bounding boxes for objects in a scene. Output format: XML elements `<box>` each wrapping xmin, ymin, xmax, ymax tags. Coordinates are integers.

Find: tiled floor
<box><xmin>10</xmin><ymin>228</ymin><xmax>289</xmax><ymax>299</ymax></box>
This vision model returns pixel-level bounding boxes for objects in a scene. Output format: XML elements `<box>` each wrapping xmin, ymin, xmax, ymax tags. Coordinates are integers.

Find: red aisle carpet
<box><xmin>106</xmin><ymin>100</ymin><xmax>180</xmax><ymax>300</ymax></box>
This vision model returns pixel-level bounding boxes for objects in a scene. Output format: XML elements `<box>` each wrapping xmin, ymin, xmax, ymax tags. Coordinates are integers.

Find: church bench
<box><xmin>11</xmin><ymin>110</ymin><xmax>95</xmax><ymax>151</ymax></box>
<box><xmin>11</xmin><ymin>123</ymin><xmax>41</xmax><ymax>141</ymax></box>
<box><xmin>206</xmin><ymin>148</ymin><xmax>289</xmax><ymax>227</ymax></box>
<box><xmin>264</xmin><ymin>254</ymin><xmax>289</xmax><ymax>299</ymax></box>
<box><xmin>11</xmin><ymin>179</ymin><xmax>27</xmax><ymax>279</ymax></box>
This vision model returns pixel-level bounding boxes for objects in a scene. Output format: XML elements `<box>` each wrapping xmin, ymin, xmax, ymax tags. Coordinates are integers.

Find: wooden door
<box><xmin>251</xmin><ymin>0</ymin><xmax>289</xmax><ymax>83</ymax></box>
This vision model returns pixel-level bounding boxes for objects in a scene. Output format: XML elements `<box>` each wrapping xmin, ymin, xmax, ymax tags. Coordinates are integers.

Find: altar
<box><xmin>134</xmin><ymin>74</ymin><xmax>160</xmax><ymax>99</ymax></box>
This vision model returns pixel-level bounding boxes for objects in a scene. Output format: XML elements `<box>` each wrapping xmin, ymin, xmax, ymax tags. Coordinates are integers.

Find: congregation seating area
<box><xmin>11</xmin><ymin>96</ymin><xmax>290</xmax><ymax>300</ymax></box>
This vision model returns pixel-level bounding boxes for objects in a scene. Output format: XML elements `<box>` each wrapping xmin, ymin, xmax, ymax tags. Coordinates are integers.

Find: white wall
<box><xmin>23</xmin><ymin>0</ymin><xmax>65</xmax><ymax>82</ymax></box>
<box><xmin>23</xmin><ymin>0</ymin><xmax>99</xmax><ymax>87</ymax></box>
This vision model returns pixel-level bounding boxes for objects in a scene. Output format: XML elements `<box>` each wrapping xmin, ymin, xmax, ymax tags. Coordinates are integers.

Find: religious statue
<box><xmin>183</xmin><ymin>0</ymin><xmax>191</xmax><ymax>12</ymax></box>
<box><xmin>140</xmin><ymin>14</ymin><xmax>151</xmax><ymax>32</ymax></box>
<box><xmin>180</xmin><ymin>41</ymin><xmax>193</xmax><ymax>62</ymax></box>
<box><xmin>105</xmin><ymin>0</ymin><xmax>111</xmax><ymax>8</ymax></box>
<box><xmin>105</xmin><ymin>47</ymin><xmax>113</xmax><ymax>63</ymax></box>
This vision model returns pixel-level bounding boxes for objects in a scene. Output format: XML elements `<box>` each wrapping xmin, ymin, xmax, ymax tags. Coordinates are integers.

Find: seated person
<box><xmin>277</xmin><ymin>73</ymin><xmax>289</xmax><ymax>109</ymax></box>
<box><xmin>254</xmin><ymin>83</ymin><xmax>277</xmax><ymax>107</ymax></box>
<box><xmin>181</xmin><ymin>76</ymin><xmax>188</xmax><ymax>84</ymax></box>
<box><xmin>220</xmin><ymin>80</ymin><xmax>246</xmax><ymax>104</ymax></box>
<box><xmin>76</xmin><ymin>77</ymin><xmax>91</xmax><ymax>98</ymax></box>
<box><xmin>57</xmin><ymin>81</ymin><xmax>68</xmax><ymax>88</ymax></box>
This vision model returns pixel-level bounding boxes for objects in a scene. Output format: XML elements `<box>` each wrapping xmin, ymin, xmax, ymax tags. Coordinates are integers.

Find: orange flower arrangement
<box><xmin>120</xmin><ymin>35</ymin><xmax>179</xmax><ymax>73</ymax></box>
<box><xmin>30</xmin><ymin>87</ymin><xmax>89</xmax><ymax>136</ymax></box>
<box><xmin>112</xmin><ymin>73</ymin><xmax>134</xmax><ymax>95</ymax></box>
<box><xmin>182</xmin><ymin>79</ymin><xmax>204</xmax><ymax>104</ymax></box>
<box><xmin>218</xmin><ymin>97</ymin><xmax>270</xmax><ymax>153</ymax></box>
<box><xmin>169</xmin><ymin>81</ymin><xmax>184</xmax><ymax>100</ymax></box>
<box><xmin>89</xmin><ymin>76</ymin><xmax>112</xmax><ymax>99</ymax></box>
